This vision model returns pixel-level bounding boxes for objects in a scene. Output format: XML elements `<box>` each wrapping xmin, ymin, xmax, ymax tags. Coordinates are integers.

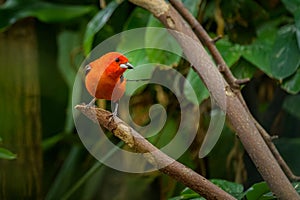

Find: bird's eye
<box><xmin>84</xmin><ymin>65</ymin><xmax>91</xmax><ymax>76</ymax></box>
<box><xmin>115</xmin><ymin>57</ymin><xmax>120</xmax><ymax>63</ymax></box>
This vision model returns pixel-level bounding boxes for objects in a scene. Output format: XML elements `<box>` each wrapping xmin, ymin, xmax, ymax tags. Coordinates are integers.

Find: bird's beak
<box><xmin>120</xmin><ymin>62</ymin><xmax>134</xmax><ymax>69</ymax></box>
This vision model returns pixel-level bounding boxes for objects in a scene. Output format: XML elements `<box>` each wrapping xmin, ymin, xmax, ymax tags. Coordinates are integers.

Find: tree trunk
<box><xmin>0</xmin><ymin>18</ymin><xmax>43</xmax><ymax>199</ymax></box>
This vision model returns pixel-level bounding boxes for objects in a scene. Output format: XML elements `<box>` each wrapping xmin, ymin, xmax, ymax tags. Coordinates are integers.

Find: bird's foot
<box><xmin>82</xmin><ymin>98</ymin><xmax>97</xmax><ymax>108</ymax></box>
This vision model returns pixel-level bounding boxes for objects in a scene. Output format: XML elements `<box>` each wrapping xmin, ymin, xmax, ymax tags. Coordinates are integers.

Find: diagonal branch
<box><xmin>169</xmin><ymin>0</ymin><xmax>300</xmax><ymax>182</ymax></box>
<box><xmin>75</xmin><ymin>105</ymin><xmax>235</xmax><ymax>200</ymax></box>
<box><xmin>255</xmin><ymin>122</ymin><xmax>300</xmax><ymax>181</ymax></box>
<box><xmin>129</xmin><ymin>0</ymin><xmax>299</xmax><ymax>199</ymax></box>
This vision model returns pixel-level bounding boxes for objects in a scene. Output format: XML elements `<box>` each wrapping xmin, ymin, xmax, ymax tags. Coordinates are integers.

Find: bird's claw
<box><xmin>106</xmin><ymin>112</ymin><xmax>117</xmax><ymax>127</ymax></box>
<box><xmin>82</xmin><ymin>98</ymin><xmax>97</xmax><ymax>108</ymax></box>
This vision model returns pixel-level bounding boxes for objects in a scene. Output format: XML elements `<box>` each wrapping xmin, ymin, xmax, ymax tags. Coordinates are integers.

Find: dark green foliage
<box><xmin>1</xmin><ymin>0</ymin><xmax>300</xmax><ymax>199</ymax></box>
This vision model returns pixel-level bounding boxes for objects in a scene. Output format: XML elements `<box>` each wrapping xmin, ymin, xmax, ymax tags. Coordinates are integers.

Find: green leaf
<box><xmin>83</xmin><ymin>0</ymin><xmax>122</xmax><ymax>55</ymax></box>
<box><xmin>148</xmin><ymin>118</ymin><xmax>178</xmax><ymax>148</ymax></box>
<box><xmin>242</xmin><ymin>41</ymin><xmax>272</xmax><ymax>77</ymax></box>
<box><xmin>245</xmin><ymin>182</ymin><xmax>276</xmax><ymax>200</ymax></box>
<box><xmin>180</xmin><ymin>187</ymin><xmax>198</xmax><ymax>195</ymax></box>
<box><xmin>123</xmin><ymin>50</ymin><xmax>150</xmax><ymax>68</ymax></box>
<box><xmin>282</xmin><ymin>0</ymin><xmax>300</xmax><ymax>15</ymax></box>
<box><xmin>42</xmin><ymin>134</ymin><xmax>65</xmax><ymax>151</ymax></box>
<box><xmin>183</xmin><ymin>0</ymin><xmax>201</xmax><ymax>17</ymax></box>
<box><xmin>293</xmin><ymin>182</ymin><xmax>300</xmax><ymax>194</ymax></box>
<box><xmin>30</xmin><ymin>2</ymin><xmax>95</xmax><ymax>23</ymax></box>
<box><xmin>3</xmin><ymin>0</ymin><xmax>38</xmax><ymax>7</ymax></box>
<box><xmin>270</xmin><ymin>25</ymin><xmax>300</xmax><ymax>79</ymax></box>
<box><xmin>216</xmin><ymin>38</ymin><xmax>243</xmax><ymax>67</ymax></box>
<box><xmin>210</xmin><ymin>179</ymin><xmax>244</xmax><ymax>199</ymax></box>
<box><xmin>294</xmin><ymin>9</ymin><xmax>300</xmax><ymax>49</ymax></box>
<box><xmin>0</xmin><ymin>147</ymin><xmax>17</xmax><ymax>160</ymax></box>
<box><xmin>169</xmin><ymin>180</ymin><xmax>243</xmax><ymax>200</ymax></box>
<box><xmin>231</xmin><ymin>59</ymin><xmax>257</xmax><ymax>80</ymax></box>
<box><xmin>117</xmin><ymin>28</ymin><xmax>150</xmax><ymax>67</ymax></box>
<box><xmin>146</xmin><ymin>16</ymin><xmax>182</xmax><ymax>65</ymax></box>
<box><xmin>256</xmin><ymin>19</ymin><xmax>283</xmax><ymax>43</ymax></box>
<box><xmin>168</xmin><ymin>187</ymin><xmax>204</xmax><ymax>200</ymax></box>
<box><xmin>0</xmin><ymin>2</ymin><xmax>95</xmax><ymax>31</ymax></box>
<box><xmin>123</xmin><ymin>7</ymin><xmax>150</xmax><ymax>30</ymax></box>
<box><xmin>184</xmin><ymin>68</ymin><xmax>209</xmax><ymax>105</ymax></box>
<box><xmin>283</xmin><ymin>94</ymin><xmax>300</xmax><ymax>119</ymax></box>
<box><xmin>241</xmin><ymin>18</ymin><xmax>286</xmax><ymax>77</ymax></box>
<box><xmin>58</xmin><ymin>31</ymin><xmax>81</xmax><ymax>88</ymax></box>
<box><xmin>57</xmin><ymin>31</ymin><xmax>84</xmax><ymax>134</ymax></box>
<box><xmin>282</xmin><ymin>68</ymin><xmax>300</xmax><ymax>94</ymax></box>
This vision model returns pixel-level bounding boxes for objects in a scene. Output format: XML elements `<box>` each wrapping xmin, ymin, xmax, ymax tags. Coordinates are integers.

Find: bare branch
<box><xmin>75</xmin><ymin>105</ymin><xmax>236</xmax><ymax>200</ymax></box>
<box><xmin>129</xmin><ymin>0</ymin><xmax>300</xmax><ymax>199</ymax></box>
<box><xmin>169</xmin><ymin>0</ymin><xmax>300</xmax><ymax>184</ymax></box>
<box><xmin>255</xmin><ymin>122</ymin><xmax>300</xmax><ymax>181</ymax></box>
<box><xmin>211</xmin><ymin>35</ymin><xmax>223</xmax><ymax>43</ymax></box>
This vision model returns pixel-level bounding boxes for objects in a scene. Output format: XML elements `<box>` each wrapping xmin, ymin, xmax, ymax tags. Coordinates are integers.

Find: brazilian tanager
<box><xmin>84</xmin><ymin>52</ymin><xmax>133</xmax><ymax>114</ymax></box>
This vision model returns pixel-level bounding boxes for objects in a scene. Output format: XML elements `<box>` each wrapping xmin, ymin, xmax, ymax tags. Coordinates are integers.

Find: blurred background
<box><xmin>1</xmin><ymin>0</ymin><xmax>300</xmax><ymax>199</ymax></box>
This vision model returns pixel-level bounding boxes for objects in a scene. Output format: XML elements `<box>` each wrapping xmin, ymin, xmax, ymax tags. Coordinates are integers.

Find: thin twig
<box><xmin>211</xmin><ymin>35</ymin><xmax>223</xmax><ymax>43</ymax></box>
<box><xmin>75</xmin><ymin>105</ymin><xmax>236</xmax><ymax>200</ymax></box>
<box><xmin>254</xmin><ymin>122</ymin><xmax>300</xmax><ymax>181</ymax></box>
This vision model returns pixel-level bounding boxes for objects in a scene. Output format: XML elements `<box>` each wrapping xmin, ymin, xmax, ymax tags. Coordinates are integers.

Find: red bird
<box><xmin>84</xmin><ymin>52</ymin><xmax>133</xmax><ymax>114</ymax></box>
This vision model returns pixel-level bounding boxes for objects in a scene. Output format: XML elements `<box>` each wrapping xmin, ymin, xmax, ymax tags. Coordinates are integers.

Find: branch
<box><xmin>168</xmin><ymin>0</ymin><xmax>241</xmax><ymax>90</ymax></box>
<box><xmin>255</xmin><ymin>122</ymin><xmax>300</xmax><ymax>181</ymax></box>
<box><xmin>169</xmin><ymin>0</ymin><xmax>300</xmax><ymax>182</ymax></box>
<box><xmin>129</xmin><ymin>0</ymin><xmax>299</xmax><ymax>199</ymax></box>
<box><xmin>75</xmin><ymin>105</ymin><xmax>235</xmax><ymax>200</ymax></box>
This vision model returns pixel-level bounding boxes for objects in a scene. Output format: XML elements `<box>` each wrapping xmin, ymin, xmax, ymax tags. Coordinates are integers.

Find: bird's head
<box><xmin>84</xmin><ymin>52</ymin><xmax>133</xmax><ymax>82</ymax></box>
<box><xmin>99</xmin><ymin>52</ymin><xmax>132</xmax><ymax>72</ymax></box>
